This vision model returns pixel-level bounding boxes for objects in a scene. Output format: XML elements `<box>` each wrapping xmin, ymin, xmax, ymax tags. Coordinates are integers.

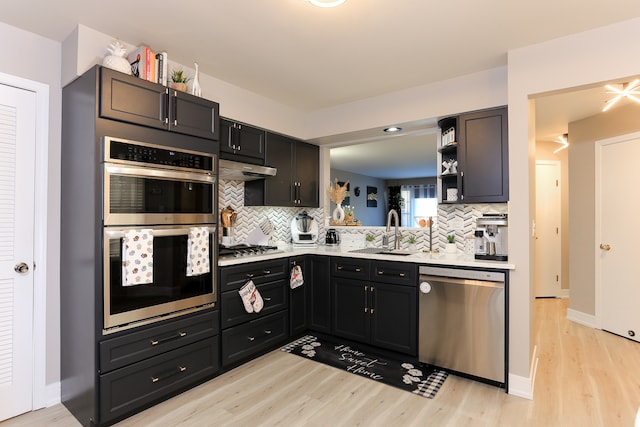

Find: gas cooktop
<box><xmin>218</xmin><ymin>244</ymin><xmax>283</xmax><ymax>259</ymax></box>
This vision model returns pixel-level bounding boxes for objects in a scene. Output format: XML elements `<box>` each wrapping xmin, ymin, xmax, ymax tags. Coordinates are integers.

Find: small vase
<box><xmin>191</xmin><ymin>62</ymin><xmax>202</xmax><ymax>97</ymax></box>
<box><xmin>445</xmin><ymin>243</ymin><xmax>457</xmax><ymax>254</ymax></box>
<box><xmin>344</xmin><ymin>214</ymin><xmax>354</xmax><ymax>223</ymax></box>
<box><xmin>103</xmin><ymin>55</ymin><xmax>131</xmax><ymax>75</ymax></box>
<box><xmin>332</xmin><ymin>204</ymin><xmax>345</xmax><ymax>222</ymax></box>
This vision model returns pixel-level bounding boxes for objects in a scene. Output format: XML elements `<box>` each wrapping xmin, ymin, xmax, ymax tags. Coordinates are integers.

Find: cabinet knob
<box><xmin>600</xmin><ymin>243</ymin><xmax>611</xmax><ymax>251</ymax></box>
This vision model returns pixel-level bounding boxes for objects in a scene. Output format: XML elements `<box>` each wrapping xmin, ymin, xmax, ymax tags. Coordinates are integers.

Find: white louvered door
<box><xmin>0</xmin><ymin>83</ymin><xmax>36</xmax><ymax>421</ymax></box>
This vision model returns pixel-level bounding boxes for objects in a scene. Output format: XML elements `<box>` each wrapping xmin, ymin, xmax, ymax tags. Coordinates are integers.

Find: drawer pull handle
<box><xmin>377</xmin><ymin>270</ymin><xmax>384</xmax><ymax>275</ymax></box>
<box><xmin>337</xmin><ymin>265</ymin><xmax>344</xmax><ymax>270</ymax></box>
<box><xmin>248</xmin><ymin>336</ymin><xmax>255</xmax><ymax>341</ymax></box>
<box><xmin>150</xmin><ymin>331</ymin><xmax>188</xmax><ymax>346</ymax></box>
<box><xmin>151</xmin><ymin>365</ymin><xmax>188</xmax><ymax>384</ymax></box>
<box><xmin>355</xmin><ymin>268</ymin><xmax>362</xmax><ymax>272</ymax></box>
<box><xmin>264</xmin><ymin>329</ymin><xmax>272</xmax><ymax>335</ymax></box>
<box><xmin>246</xmin><ymin>273</ymin><xmax>254</xmax><ymax>278</ymax></box>
<box><xmin>399</xmin><ymin>272</ymin><xmax>406</xmax><ymax>277</ymax></box>
<box><xmin>151</xmin><ymin>376</ymin><xmax>159</xmax><ymax>383</ymax></box>
<box><xmin>264</xmin><ymin>297</ymin><xmax>272</xmax><ymax>301</ymax></box>
<box><xmin>263</xmin><ymin>270</ymin><xmax>271</xmax><ymax>274</ymax></box>
<box><xmin>179</xmin><ymin>366</ymin><xmax>187</xmax><ymax>372</ymax></box>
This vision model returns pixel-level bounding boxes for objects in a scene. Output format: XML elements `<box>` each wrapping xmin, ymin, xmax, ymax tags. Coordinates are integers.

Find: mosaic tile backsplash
<box><xmin>219</xmin><ymin>180</ymin><xmax>507</xmax><ymax>253</ymax></box>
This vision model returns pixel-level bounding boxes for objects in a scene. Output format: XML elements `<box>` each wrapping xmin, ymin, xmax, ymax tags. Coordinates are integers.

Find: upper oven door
<box><xmin>104</xmin><ymin>163</ymin><xmax>216</xmax><ymax>225</ymax></box>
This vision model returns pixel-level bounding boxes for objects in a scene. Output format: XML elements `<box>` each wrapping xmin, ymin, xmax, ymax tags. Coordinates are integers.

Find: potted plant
<box><xmin>365</xmin><ymin>233</ymin><xmax>375</xmax><ymax>247</ymax></box>
<box><xmin>343</xmin><ymin>205</ymin><xmax>354</xmax><ymax>223</ymax></box>
<box><xmin>171</xmin><ymin>69</ymin><xmax>190</xmax><ymax>92</ymax></box>
<box><xmin>407</xmin><ymin>234</ymin><xmax>417</xmax><ymax>249</ymax></box>
<box><xmin>445</xmin><ymin>234</ymin><xmax>457</xmax><ymax>253</ymax></box>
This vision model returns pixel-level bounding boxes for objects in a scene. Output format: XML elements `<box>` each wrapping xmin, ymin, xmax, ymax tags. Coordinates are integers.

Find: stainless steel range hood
<box><xmin>218</xmin><ymin>159</ymin><xmax>277</xmax><ymax>181</ymax></box>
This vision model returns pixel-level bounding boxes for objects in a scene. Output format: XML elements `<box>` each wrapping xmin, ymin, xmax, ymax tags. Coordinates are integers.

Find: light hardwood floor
<box><xmin>3</xmin><ymin>299</ymin><xmax>639</xmax><ymax>426</ymax></box>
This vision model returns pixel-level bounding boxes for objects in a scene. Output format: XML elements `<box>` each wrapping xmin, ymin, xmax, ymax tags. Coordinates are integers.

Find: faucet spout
<box><xmin>386</xmin><ymin>209</ymin><xmax>401</xmax><ymax>250</ymax></box>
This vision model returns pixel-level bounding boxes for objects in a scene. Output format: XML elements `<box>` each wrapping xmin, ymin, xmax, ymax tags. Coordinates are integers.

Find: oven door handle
<box><xmin>106</xmin><ymin>226</ymin><xmax>216</xmax><ymax>239</ymax></box>
<box><xmin>105</xmin><ymin>164</ymin><xmax>215</xmax><ymax>184</ymax></box>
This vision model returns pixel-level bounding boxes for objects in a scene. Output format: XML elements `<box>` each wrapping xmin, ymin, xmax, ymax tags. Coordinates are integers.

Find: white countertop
<box><xmin>218</xmin><ymin>243</ymin><xmax>515</xmax><ymax>270</ymax></box>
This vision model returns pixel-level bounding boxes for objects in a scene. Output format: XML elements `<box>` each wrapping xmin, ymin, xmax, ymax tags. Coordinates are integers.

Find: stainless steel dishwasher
<box><xmin>418</xmin><ymin>265</ymin><xmax>506</xmax><ymax>385</ymax></box>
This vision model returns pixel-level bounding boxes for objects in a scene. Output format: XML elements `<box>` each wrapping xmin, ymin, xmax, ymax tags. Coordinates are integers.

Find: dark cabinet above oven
<box><xmin>99</xmin><ymin>67</ymin><xmax>220</xmax><ymax>141</ymax></box>
<box><xmin>219</xmin><ymin>118</ymin><xmax>266</xmax><ymax>164</ymax></box>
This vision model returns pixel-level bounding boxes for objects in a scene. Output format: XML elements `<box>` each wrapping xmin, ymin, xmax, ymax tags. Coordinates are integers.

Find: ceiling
<box><xmin>2</xmin><ymin>1</ymin><xmax>640</xmax><ymax>177</ymax></box>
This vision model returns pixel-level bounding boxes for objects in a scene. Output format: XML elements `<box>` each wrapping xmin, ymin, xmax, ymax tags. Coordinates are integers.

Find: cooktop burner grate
<box><xmin>218</xmin><ymin>244</ymin><xmax>283</xmax><ymax>259</ymax></box>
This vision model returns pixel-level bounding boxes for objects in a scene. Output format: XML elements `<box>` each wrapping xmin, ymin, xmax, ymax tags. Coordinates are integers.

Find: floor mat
<box><xmin>281</xmin><ymin>334</ymin><xmax>447</xmax><ymax>398</ymax></box>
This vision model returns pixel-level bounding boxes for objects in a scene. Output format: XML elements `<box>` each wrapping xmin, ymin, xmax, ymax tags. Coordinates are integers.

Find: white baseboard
<box><xmin>567</xmin><ymin>308</ymin><xmax>598</xmax><ymax>329</ymax></box>
<box><xmin>508</xmin><ymin>345</ymin><xmax>537</xmax><ymax>400</ymax></box>
<box><xmin>46</xmin><ymin>381</ymin><xmax>61</xmax><ymax>408</ymax></box>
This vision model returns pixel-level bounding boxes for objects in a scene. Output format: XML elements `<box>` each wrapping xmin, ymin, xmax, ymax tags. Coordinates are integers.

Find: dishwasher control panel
<box><xmin>418</xmin><ymin>266</ymin><xmax>505</xmax><ymax>282</ymax></box>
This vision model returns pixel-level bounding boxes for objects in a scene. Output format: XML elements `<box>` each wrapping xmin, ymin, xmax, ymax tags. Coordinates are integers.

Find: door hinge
<box><xmin>556</xmin><ymin>179</ymin><xmax>559</xmax><ymax>187</ymax></box>
<box><xmin>556</xmin><ymin>275</ymin><xmax>559</xmax><ymax>282</ymax></box>
<box><xmin>556</xmin><ymin>227</ymin><xmax>559</xmax><ymax>235</ymax></box>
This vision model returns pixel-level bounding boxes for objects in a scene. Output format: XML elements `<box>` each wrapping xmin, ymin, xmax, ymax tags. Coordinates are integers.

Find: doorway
<box><xmin>535</xmin><ymin>160</ymin><xmax>562</xmax><ymax>298</ymax></box>
<box><xmin>0</xmin><ymin>73</ymin><xmax>50</xmax><ymax>420</ymax></box>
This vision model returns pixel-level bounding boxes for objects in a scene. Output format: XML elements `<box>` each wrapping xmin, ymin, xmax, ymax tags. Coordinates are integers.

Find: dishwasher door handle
<box><xmin>419</xmin><ymin>275</ymin><xmax>504</xmax><ymax>289</ymax></box>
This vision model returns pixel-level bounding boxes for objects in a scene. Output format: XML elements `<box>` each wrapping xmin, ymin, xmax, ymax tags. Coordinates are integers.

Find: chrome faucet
<box><xmin>383</xmin><ymin>209</ymin><xmax>401</xmax><ymax>250</ymax></box>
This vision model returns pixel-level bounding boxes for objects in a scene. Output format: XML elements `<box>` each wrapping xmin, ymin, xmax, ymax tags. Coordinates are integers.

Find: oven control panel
<box><xmin>105</xmin><ymin>137</ymin><xmax>213</xmax><ymax>172</ymax></box>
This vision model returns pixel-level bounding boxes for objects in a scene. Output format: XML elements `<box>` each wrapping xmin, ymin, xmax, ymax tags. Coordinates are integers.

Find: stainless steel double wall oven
<box><xmin>102</xmin><ymin>136</ymin><xmax>217</xmax><ymax>333</ymax></box>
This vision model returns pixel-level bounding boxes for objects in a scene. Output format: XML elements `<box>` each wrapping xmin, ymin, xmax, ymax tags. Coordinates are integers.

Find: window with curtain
<box><xmin>400</xmin><ymin>184</ymin><xmax>437</xmax><ymax>227</ymax></box>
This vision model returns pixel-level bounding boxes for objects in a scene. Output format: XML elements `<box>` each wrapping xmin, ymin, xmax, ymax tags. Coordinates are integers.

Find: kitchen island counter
<box><xmin>218</xmin><ymin>243</ymin><xmax>515</xmax><ymax>270</ymax></box>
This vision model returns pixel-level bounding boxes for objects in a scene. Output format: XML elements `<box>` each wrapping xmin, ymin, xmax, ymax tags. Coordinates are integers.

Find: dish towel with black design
<box><xmin>122</xmin><ymin>229</ymin><xmax>154</xmax><ymax>286</ymax></box>
<box><xmin>187</xmin><ymin>227</ymin><xmax>210</xmax><ymax>277</ymax></box>
<box><xmin>238</xmin><ymin>280</ymin><xmax>264</xmax><ymax>313</ymax></box>
<box><xmin>290</xmin><ymin>265</ymin><xmax>304</xmax><ymax>289</ymax></box>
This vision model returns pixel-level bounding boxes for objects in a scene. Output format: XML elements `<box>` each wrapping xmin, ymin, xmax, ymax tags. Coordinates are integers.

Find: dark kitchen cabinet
<box><xmin>220</xmin><ymin>118</ymin><xmax>265</xmax><ymax>163</ymax></box>
<box><xmin>289</xmin><ymin>256</ymin><xmax>309</xmax><ymax>336</ymax></box>
<box><xmin>331</xmin><ymin>258</ymin><xmax>417</xmax><ymax>355</ymax></box>
<box><xmin>100</xmin><ymin>66</ymin><xmax>220</xmax><ymax>141</ymax></box>
<box><xmin>438</xmin><ymin>106</ymin><xmax>508</xmax><ymax>204</ymax></box>
<box><xmin>290</xmin><ymin>255</ymin><xmax>332</xmax><ymax>336</ymax></box>
<box><xmin>61</xmin><ymin>65</ymin><xmax>221</xmax><ymax>426</ymax></box>
<box><xmin>245</xmin><ymin>132</ymin><xmax>319</xmax><ymax>207</ymax></box>
<box><xmin>308</xmin><ymin>256</ymin><xmax>331</xmax><ymax>334</ymax></box>
<box><xmin>219</xmin><ymin>259</ymin><xmax>290</xmax><ymax>368</ymax></box>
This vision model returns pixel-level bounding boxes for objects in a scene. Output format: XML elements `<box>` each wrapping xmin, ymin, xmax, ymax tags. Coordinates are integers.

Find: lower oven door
<box><xmin>103</xmin><ymin>224</ymin><xmax>217</xmax><ymax>333</ymax></box>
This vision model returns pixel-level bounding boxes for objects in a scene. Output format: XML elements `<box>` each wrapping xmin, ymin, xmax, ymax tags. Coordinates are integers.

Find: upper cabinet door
<box><xmin>99</xmin><ymin>67</ymin><xmax>168</xmax><ymax>131</ymax></box>
<box><xmin>458</xmin><ymin>107</ymin><xmax>509</xmax><ymax>203</ymax></box>
<box><xmin>220</xmin><ymin>118</ymin><xmax>265</xmax><ymax>162</ymax></box>
<box><xmin>295</xmin><ymin>142</ymin><xmax>319</xmax><ymax>207</ymax></box>
<box><xmin>168</xmin><ymin>89</ymin><xmax>220</xmax><ymax>141</ymax></box>
<box><xmin>264</xmin><ymin>132</ymin><xmax>296</xmax><ymax>206</ymax></box>
<box><xmin>99</xmin><ymin>67</ymin><xmax>220</xmax><ymax>141</ymax></box>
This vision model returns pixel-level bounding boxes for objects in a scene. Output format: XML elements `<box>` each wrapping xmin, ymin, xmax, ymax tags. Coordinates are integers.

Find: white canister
<box><xmin>446</xmin><ymin>188</ymin><xmax>458</xmax><ymax>201</ymax></box>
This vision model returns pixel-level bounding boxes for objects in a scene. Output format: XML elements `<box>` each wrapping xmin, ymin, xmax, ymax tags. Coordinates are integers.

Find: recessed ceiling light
<box><xmin>602</xmin><ymin>79</ymin><xmax>640</xmax><ymax>112</ymax></box>
<box><xmin>308</xmin><ymin>0</ymin><xmax>346</xmax><ymax>7</ymax></box>
<box><xmin>553</xmin><ymin>134</ymin><xmax>569</xmax><ymax>154</ymax></box>
<box><xmin>384</xmin><ymin>127</ymin><xmax>402</xmax><ymax>133</ymax></box>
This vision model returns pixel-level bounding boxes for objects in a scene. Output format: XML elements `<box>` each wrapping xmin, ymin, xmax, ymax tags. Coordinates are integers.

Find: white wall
<box><xmin>0</xmin><ymin>21</ymin><xmax>62</xmax><ymax>403</ymax></box>
<box><xmin>508</xmin><ymin>16</ymin><xmax>640</xmax><ymax>386</ymax></box>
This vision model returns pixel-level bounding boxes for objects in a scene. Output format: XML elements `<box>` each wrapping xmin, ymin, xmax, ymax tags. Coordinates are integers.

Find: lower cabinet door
<box><xmin>331</xmin><ymin>277</ymin><xmax>369</xmax><ymax>344</ymax></box>
<box><xmin>99</xmin><ymin>337</ymin><xmax>219</xmax><ymax>424</ymax></box>
<box><xmin>370</xmin><ymin>282</ymin><xmax>417</xmax><ymax>355</ymax></box>
<box><xmin>222</xmin><ymin>311</ymin><xmax>289</xmax><ymax>367</ymax></box>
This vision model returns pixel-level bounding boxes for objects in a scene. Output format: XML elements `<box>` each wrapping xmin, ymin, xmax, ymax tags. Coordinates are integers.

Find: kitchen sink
<box><xmin>349</xmin><ymin>247</ymin><xmax>416</xmax><ymax>256</ymax></box>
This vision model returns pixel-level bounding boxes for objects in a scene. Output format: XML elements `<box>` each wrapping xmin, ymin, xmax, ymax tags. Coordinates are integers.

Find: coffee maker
<box><xmin>291</xmin><ymin>212</ymin><xmax>318</xmax><ymax>245</ymax></box>
<box><xmin>474</xmin><ymin>213</ymin><xmax>508</xmax><ymax>261</ymax></box>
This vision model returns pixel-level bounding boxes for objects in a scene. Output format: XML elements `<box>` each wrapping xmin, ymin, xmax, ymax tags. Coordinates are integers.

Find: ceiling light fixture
<box><xmin>384</xmin><ymin>126</ymin><xmax>402</xmax><ymax>133</ymax></box>
<box><xmin>602</xmin><ymin>80</ymin><xmax>640</xmax><ymax>112</ymax></box>
<box><xmin>308</xmin><ymin>0</ymin><xmax>346</xmax><ymax>7</ymax></box>
<box><xmin>553</xmin><ymin>134</ymin><xmax>569</xmax><ymax>154</ymax></box>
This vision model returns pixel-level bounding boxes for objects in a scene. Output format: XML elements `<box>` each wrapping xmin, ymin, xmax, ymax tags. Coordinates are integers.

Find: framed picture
<box><xmin>338</xmin><ymin>181</ymin><xmax>350</xmax><ymax>205</ymax></box>
<box><xmin>366</xmin><ymin>186</ymin><xmax>378</xmax><ymax>207</ymax></box>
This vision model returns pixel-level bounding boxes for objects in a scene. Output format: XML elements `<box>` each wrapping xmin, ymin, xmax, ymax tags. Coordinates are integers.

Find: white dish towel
<box><xmin>122</xmin><ymin>229</ymin><xmax>154</xmax><ymax>286</ymax></box>
<box><xmin>290</xmin><ymin>265</ymin><xmax>304</xmax><ymax>289</ymax></box>
<box><xmin>187</xmin><ymin>227</ymin><xmax>210</xmax><ymax>277</ymax></box>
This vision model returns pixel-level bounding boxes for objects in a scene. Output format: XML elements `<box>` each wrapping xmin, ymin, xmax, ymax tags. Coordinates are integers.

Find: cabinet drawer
<box><xmin>99</xmin><ymin>337</ymin><xmax>219</xmax><ymax>423</ymax></box>
<box><xmin>372</xmin><ymin>261</ymin><xmax>417</xmax><ymax>286</ymax></box>
<box><xmin>221</xmin><ymin>280</ymin><xmax>288</xmax><ymax>328</ymax></box>
<box><xmin>222</xmin><ymin>311</ymin><xmax>289</xmax><ymax>367</ymax></box>
<box><xmin>99</xmin><ymin>310</ymin><xmax>219</xmax><ymax>373</ymax></box>
<box><xmin>220</xmin><ymin>258</ymin><xmax>288</xmax><ymax>292</ymax></box>
<box><xmin>331</xmin><ymin>258</ymin><xmax>370</xmax><ymax>280</ymax></box>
